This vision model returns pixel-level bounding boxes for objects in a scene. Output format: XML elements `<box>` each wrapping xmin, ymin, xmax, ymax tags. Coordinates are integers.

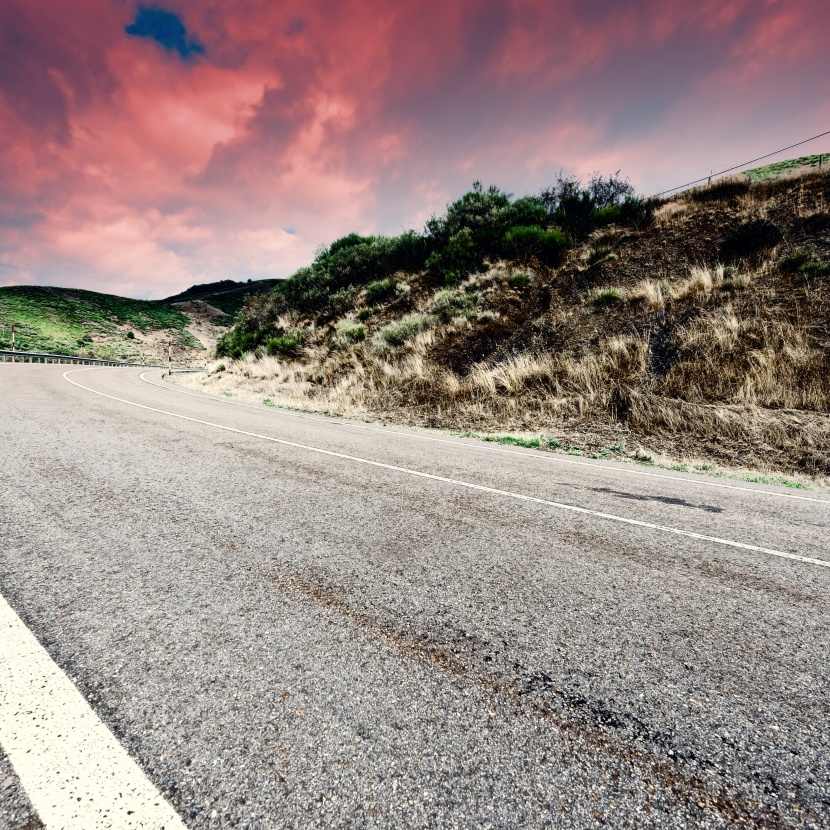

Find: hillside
<box><xmin>0</xmin><ymin>279</ymin><xmax>278</xmax><ymax>364</ymax></box>
<box><xmin>178</xmin><ymin>168</ymin><xmax>830</xmax><ymax>479</ymax></box>
<box><xmin>165</xmin><ymin>278</ymin><xmax>282</xmax><ymax>317</ymax></box>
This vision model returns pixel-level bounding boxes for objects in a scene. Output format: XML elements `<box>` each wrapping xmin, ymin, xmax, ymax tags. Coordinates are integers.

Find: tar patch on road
<box><xmin>589</xmin><ymin>486</ymin><xmax>724</xmax><ymax>513</ymax></box>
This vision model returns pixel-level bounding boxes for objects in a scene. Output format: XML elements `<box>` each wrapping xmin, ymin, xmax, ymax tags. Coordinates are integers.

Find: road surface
<box><xmin>1</xmin><ymin>365</ymin><xmax>828</xmax><ymax>829</ymax></box>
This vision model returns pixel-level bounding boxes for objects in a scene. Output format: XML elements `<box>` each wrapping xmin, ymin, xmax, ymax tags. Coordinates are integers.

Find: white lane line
<box><xmin>0</xmin><ymin>595</ymin><xmax>186</xmax><ymax>830</ymax></box>
<box><xmin>138</xmin><ymin>371</ymin><xmax>829</xmax><ymax>505</ymax></box>
<box><xmin>69</xmin><ymin>370</ymin><xmax>829</xmax><ymax>569</ymax></box>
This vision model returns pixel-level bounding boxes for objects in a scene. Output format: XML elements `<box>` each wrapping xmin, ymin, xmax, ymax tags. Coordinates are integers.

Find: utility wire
<box><xmin>653</xmin><ymin>128</ymin><xmax>830</xmax><ymax>198</ymax></box>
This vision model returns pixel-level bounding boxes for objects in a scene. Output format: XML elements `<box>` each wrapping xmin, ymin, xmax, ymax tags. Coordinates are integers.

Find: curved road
<box><xmin>1</xmin><ymin>366</ymin><xmax>828</xmax><ymax>829</ymax></box>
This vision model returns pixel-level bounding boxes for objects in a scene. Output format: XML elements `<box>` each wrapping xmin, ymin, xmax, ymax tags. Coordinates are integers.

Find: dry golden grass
<box><xmin>627</xmin><ymin>279</ymin><xmax>669</xmax><ymax>310</ymax></box>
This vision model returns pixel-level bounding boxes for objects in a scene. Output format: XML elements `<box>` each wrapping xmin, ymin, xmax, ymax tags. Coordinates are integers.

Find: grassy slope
<box><xmin>196</xmin><ymin>169</ymin><xmax>830</xmax><ymax>478</ymax></box>
<box><xmin>0</xmin><ymin>286</ymin><xmax>192</xmax><ymax>359</ymax></box>
<box><xmin>745</xmin><ymin>151</ymin><xmax>830</xmax><ymax>182</ymax></box>
<box><xmin>0</xmin><ymin>279</ymin><xmax>280</xmax><ymax>361</ymax></box>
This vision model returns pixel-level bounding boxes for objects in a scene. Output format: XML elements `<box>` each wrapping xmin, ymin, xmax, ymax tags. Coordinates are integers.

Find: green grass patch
<box><xmin>482</xmin><ymin>434</ymin><xmax>541</xmax><ymax>448</ymax></box>
<box><xmin>334</xmin><ymin>319</ymin><xmax>367</xmax><ymax>346</ymax></box>
<box><xmin>507</xmin><ymin>272</ymin><xmax>531</xmax><ymax>289</ymax></box>
<box><xmin>429</xmin><ymin>289</ymin><xmax>479</xmax><ymax>322</ymax></box>
<box><xmin>745</xmin><ymin>152</ymin><xmax>830</xmax><ymax>182</ymax></box>
<box><xmin>591</xmin><ymin>288</ymin><xmax>623</xmax><ymax>307</ymax></box>
<box><xmin>357</xmin><ymin>306</ymin><xmax>379</xmax><ymax>321</ymax></box>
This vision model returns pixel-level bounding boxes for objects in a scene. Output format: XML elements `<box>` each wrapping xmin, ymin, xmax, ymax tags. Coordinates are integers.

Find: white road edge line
<box><xmin>0</xmin><ymin>594</ymin><xmax>186</xmax><ymax>830</ymax></box>
<box><xmin>70</xmin><ymin>369</ymin><xmax>828</xmax><ymax>569</ymax></box>
<box><xmin>138</xmin><ymin>371</ymin><xmax>829</xmax><ymax>505</ymax></box>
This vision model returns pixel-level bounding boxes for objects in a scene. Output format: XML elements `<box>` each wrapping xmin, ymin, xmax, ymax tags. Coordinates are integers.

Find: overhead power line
<box><xmin>653</xmin><ymin>128</ymin><xmax>830</xmax><ymax>198</ymax></box>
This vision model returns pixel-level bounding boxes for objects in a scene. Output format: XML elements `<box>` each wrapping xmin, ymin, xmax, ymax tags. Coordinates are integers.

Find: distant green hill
<box><xmin>164</xmin><ymin>278</ymin><xmax>282</xmax><ymax>316</ymax></box>
<box><xmin>0</xmin><ymin>278</ymin><xmax>281</xmax><ymax>362</ymax></box>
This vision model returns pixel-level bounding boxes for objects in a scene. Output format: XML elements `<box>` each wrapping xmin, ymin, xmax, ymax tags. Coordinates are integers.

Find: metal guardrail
<box><xmin>0</xmin><ymin>349</ymin><xmax>164</xmax><ymax>368</ymax></box>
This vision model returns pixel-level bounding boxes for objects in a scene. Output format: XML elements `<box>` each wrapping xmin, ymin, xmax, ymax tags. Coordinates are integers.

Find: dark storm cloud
<box><xmin>125</xmin><ymin>6</ymin><xmax>204</xmax><ymax>59</ymax></box>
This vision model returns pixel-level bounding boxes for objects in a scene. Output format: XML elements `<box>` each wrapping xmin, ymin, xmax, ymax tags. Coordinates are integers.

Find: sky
<box><xmin>1</xmin><ymin>0</ymin><xmax>829</xmax><ymax>299</ymax></box>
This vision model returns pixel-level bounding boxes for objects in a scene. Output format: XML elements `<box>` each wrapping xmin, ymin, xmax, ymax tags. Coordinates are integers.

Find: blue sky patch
<box><xmin>125</xmin><ymin>7</ymin><xmax>204</xmax><ymax>59</ymax></box>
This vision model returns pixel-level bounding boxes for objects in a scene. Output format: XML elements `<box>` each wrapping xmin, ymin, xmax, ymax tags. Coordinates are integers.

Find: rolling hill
<box><xmin>0</xmin><ymin>279</ymin><xmax>279</xmax><ymax>364</ymax></box>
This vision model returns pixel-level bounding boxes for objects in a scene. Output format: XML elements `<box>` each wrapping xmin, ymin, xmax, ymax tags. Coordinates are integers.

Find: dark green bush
<box><xmin>503</xmin><ymin>225</ymin><xmax>568</xmax><ymax>265</ymax></box>
<box><xmin>278</xmin><ymin>231</ymin><xmax>430</xmax><ymax>313</ymax></box>
<box><xmin>542</xmin><ymin>173</ymin><xmax>652</xmax><ymax>239</ymax></box>
<box><xmin>720</xmin><ymin>219</ymin><xmax>783</xmax><ymax>261</ymax></box>
<box><xmin>593</xmin><ymin>205</ymin><xmax>621</xmax><ymax>227</ymax></box>
<box><xmin>266</xmin><ymin>334</ymin><xmax>300</xmax><ymax>356</ymax></box>
<box><xmin>617</xmin><ymin>196</ymin><xmax>655</xmax><ymax>229</ymax></box>
<box><xmin>425</xmin><ymin>183</ymin><xmax>550</xmax><ymax>279</ymax></box>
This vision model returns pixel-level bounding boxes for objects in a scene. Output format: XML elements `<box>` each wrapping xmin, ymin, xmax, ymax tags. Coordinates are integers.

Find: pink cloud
<box><xmin>1</xmin><ymin>0</ymin><xmax>828</xmax><ymax>298</ymax></box>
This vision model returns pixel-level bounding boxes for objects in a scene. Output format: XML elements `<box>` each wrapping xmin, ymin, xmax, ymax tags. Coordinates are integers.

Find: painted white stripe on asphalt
<box><xmin>0</xmin><ymin>595</ymin><xmax>185</xmax><ymax>830</ymax></box>
<box><xmin>138</xmin><ymin>371</ymin><xmax>830</xmax><ymax>505</ymax></box>
<box><xmin>69</xmin><ymin>370</ymin><xmax>829</xmax><ymax>569</ymax></box>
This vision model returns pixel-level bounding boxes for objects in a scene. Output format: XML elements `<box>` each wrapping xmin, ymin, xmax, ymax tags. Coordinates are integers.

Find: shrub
<box><xmin>429</xmin><ymin>290</ymin><xmax>478</xmax><ymax>321</ymax></box>
<box><xmin>617</xmin><ymin>196</ymin><xmax>656</xmax><ymax>229</ymax></box>
<box><xmin>503</xmin><ymin>226</ymin><xmax>569</xmax><ymax>265</ymax></box>
<box><xmin>374</xmin><ymin>314</ymin><xmax>436</xmax><ymax>349</ymax></box>
<box><xmin>334</xmin><ymin>319</ymin><xmax>366</xmax><ymax>346</ymax></box>
<box><xmin>266</xmin><ymin>334</ymin><xmax>300</xmax><ymax>356</ymax></box>
<box><xmin>426</xmin><ymin>227</ymin><xmax>478</xmax><ymax>283</ymax></box>
<box><xmin>594</xmin><ymin>205</ymin><xmax>621</xmax><ymax>226</ymax></box>
<box><xmin>278</xmin><ymin>231</ymin><xmax>430</xmax><ymax>313</ymax></box>
<box><xmin>364</xmin><ymin>279</ymin><xmax>399</xmax><ymax>305</ymax></box>
<box><xmin>426</xmin><ymin>183</ymin><xmax>550</xmax><ymax>279</ymax></box>
<box><xmin>328</xmin><ymin>286</ymin><xmax>357</xmax><ymax>315</ymax></box>
<box><xmin>720</xmin><ymin>219</ymin><xmax>783</xmax><ymax>261</ymax></box>
<box><xmin>542</xmin><ymin>172</ymin><xmax>649</xmax><ymax>239</ymax></box>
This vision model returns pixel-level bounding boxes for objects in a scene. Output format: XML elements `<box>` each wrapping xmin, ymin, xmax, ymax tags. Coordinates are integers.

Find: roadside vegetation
<box><xmin>187</xmin><ymin>168</ymin><xmax>829</xmax><ymax>477</ymax></box>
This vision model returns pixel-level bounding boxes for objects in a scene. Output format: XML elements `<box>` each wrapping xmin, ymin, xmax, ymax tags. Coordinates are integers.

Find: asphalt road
<box><xmin>1</xmin><ymin>365</ymin><xmax>828</xmax><ymax>829</ymax></box>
